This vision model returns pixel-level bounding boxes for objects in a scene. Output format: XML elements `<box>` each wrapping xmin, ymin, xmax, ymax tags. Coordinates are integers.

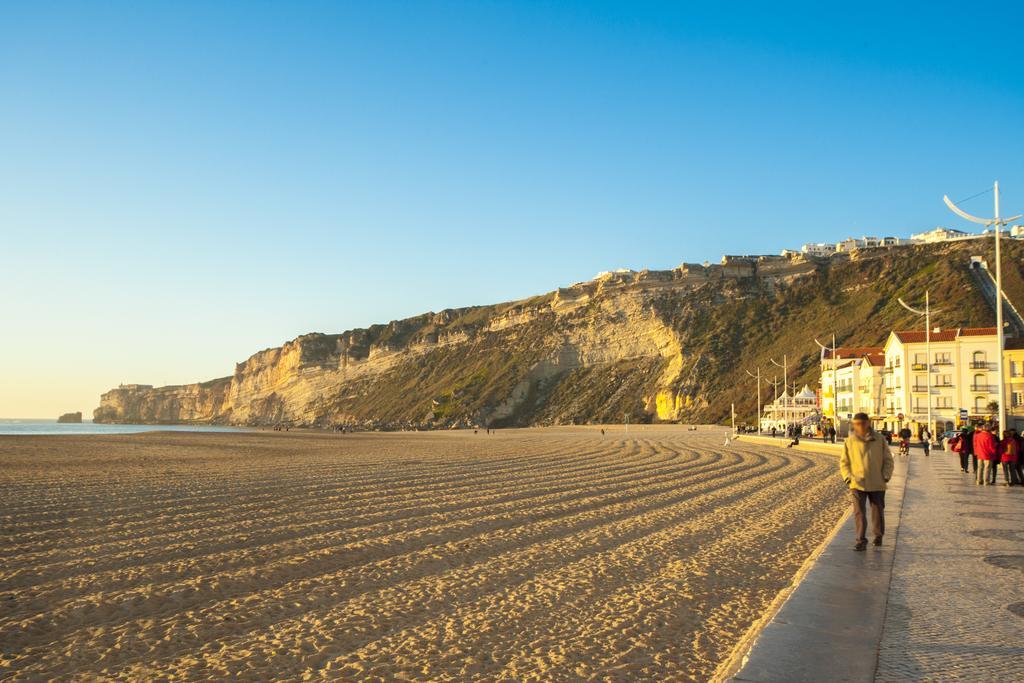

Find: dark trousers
<box><xmin>959</xmin><ymin>452</ymin><xmax>970</xmax><ymax>471</ymax></box>
<box><xmin>851</xmin><ymin>489</ymin><xmax>885</xmax><ymax>542</ymax></box>
<box><xmin>971</xmin><ymin>454</ymin><xmax>978</xmax><ymax>473</ymax></box>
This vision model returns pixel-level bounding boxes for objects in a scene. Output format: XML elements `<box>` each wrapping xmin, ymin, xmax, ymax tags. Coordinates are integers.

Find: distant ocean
<box><xmin>0</xmin><ymin>419</ymin><xmax>248</xmax><ymax>436</ymax></box>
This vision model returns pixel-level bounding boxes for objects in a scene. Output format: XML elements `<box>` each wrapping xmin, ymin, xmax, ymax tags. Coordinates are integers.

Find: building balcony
<box><xmin>971</xmin><ymin>384</ymin><xmax>996</xmax><ymax>393</ymax></box>
<box><xmin>970</xmin><ymin>361</ymin><xmax>989</xmax><ymax>370</ymax></box>
<box><xmin>911</xmin><ymin>363</ymin><xmax>928</xmax><ymax>371</ymax></box>
<box><xmin>911</xmin><ymin>386</ymin><xmax>930</xmax><ymax>393</ymax></box>
<box><xmin>933</xmin><ymin>360</ymin><xmax>953</xmax><ymax>366</ymax></box>
<box><xmin>881</xmin><ymin>367</ymin><xmax>894</xmax><ymax>375</ymax></box>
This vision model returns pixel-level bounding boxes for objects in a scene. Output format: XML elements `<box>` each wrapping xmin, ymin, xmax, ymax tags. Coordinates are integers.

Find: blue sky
<box><xmin>2</xmin><ymin>1</ymin><xmax>1023</xmax><ymax>417</ymax></box>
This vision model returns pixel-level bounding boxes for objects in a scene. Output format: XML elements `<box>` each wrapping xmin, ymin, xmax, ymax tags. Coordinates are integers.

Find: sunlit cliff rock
<box><xmin>94</xmin><ymin>241</ymin><xmax>1024</xmax><ymax>428</ymax></box>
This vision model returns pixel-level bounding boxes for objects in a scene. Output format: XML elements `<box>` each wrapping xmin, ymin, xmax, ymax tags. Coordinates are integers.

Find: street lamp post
<box><xmin>767</xmin><ymin>375</ymin><xmax>781</xmax><ymax>435</ymax></box>
<box><xmin>898</xmin><ymin>291</ymin><xmax>940</xmax><ymax>441</ymax></box>
<box><xmin>745</xmin><ymin>368</ymin><xmax>762</xmax><ymax>435</ymax></box>
<box><xmin>814</xmin><ymin>334</ymin><xmax>837</xmax><ymax>431</ymax></box>
<box><xmin>944</xmin><ymin>182</ymin><xmax>1022</xmax><ymax>434</ymax></box>
<box><xmin>770</xmin><ymin>355</ymin><xmax>789</xmax><ymax>434</ymax></box>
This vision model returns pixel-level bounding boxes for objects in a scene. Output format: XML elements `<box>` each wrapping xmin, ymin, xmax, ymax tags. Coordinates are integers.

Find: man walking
<box><xmin>840</xmin><ymin>413</ymin><xmax>895</xmax><ymax>551</ymax></box>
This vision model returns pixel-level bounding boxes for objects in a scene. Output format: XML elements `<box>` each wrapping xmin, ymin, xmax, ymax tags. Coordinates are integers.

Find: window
<box><xmin>1014</xmin><ymin>392</ymin><xmax>1024</xmax><ymax>408</ymax></box>
<box><xmin>935</xmin><ymin>397</ymin><xmax>952</xmax><ymax>408</ymax></box>
<box><xmin>973</xmin><ymin>374</ymin><xmax>987</xmax><ymax>391</ymax></box>
<box><xmin>937</xmin><ymin>374</ymin><xmax>952</xmax><ymax>386</ymax></box>
<box><xmin>935</xmin><ymin>352</ymin><xmax>951</xmax><ymax>365</ymax></box>
<box><xmin>914</xmin><ymin>353</ymin><xmax>926</xmax><ymax>364</ymax></box>
<box><xmin>975</xmin><ymin>396</ymin><xmax>988</xmax><ymax>413</ymax></box>
<box><xmin>972</xmin><ymin>351</ymin><xmax>987</xmax><ymax>369</ymax></box>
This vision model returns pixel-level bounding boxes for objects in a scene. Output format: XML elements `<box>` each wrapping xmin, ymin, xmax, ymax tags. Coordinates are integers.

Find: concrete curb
<box><xmin>734</xmin><ymin>433</ymin><xmax>844</xmax><ymax>456</ymax></box>
<box><xmin>722</xmin><ymin>437</ymin><xmax>910</xmax><ymax>682</ymax></box>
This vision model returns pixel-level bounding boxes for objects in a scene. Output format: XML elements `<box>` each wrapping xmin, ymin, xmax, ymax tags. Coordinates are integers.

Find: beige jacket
<box><xmin>840</xmin><ymin>431</ymin><xmax>894</xmax><ymax>492</ymax></box>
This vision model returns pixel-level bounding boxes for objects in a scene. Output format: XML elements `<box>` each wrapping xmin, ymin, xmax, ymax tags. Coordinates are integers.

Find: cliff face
<box><xmin>94</xmin><ymin>240</ymin><xmax>1024</xmax><ymax>428</ymax></box>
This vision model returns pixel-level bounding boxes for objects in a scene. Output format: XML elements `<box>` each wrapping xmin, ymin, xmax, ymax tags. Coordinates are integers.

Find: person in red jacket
<box><xmin>974</xmin><ymin>423</ymin><xmax>999</xmax><ymax>486</ymax></box>
<box><xmin>1000</xmin><ymin>430</ymin><xmax>1020</xmax><ymax>486</ymax></box>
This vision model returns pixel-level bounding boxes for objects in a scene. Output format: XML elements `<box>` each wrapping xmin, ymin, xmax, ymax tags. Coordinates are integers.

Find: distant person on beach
<box><xmin>828</xmin><ymin>424</ymin><xmax>837</xmax><ymax>443</ymax></box>
<box><xmin>770</xmin><ymin>426</ymin><xmax>776</xmax><ymax>438</ymax></box>
<box><xmin>920</xmin><ymin>427</ymin><xmax>931</xmax><ymax>457</ymax></box>
<box><xmin>974</xmin><ymin>423</ymin><xmax>998</xmax><ymax>486</ymax></box>
<box><xmin>840</xmin><ymin>412</ymin><xmax>894</xmax><ymax>551</ymax></box>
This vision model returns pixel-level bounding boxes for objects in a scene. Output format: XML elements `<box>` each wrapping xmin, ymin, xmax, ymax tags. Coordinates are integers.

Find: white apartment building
<box><xmin>881</xmin><ymin>327</ymin><xmax>1000</xmax><ymax>436</ymax></box>
<box><xmin>801</xmin><ymin>242</ymin><xmax>837</xmax><ymax>257</ymax></box>
<box><xmin>820</xmin><ymin>347</ymin><xmax>885</xmax><ymax>434</ymax></box>
<box><xmin>835</xmin><ymin>236</ymin><xmax>902</xmax><ymax>252</ymax></box>
<box><xmin>910</xmin><ymin>227</ymin><xmax>970</xmax><ymax>243</ymax></box>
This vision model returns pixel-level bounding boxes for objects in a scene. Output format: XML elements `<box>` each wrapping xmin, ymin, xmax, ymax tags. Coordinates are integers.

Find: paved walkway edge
<box><xmin>717</xmin><ymin>438</ymin><xmax>910</xmax><ymax>683</ymax></box>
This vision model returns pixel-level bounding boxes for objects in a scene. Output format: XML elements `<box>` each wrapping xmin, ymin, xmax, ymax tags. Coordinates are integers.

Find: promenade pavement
<box><xmin>875</xmin><ymin>450</ymin><xmax>1024</xmax><ymax>681</ymax></box>
<box><xmin>727</xmin><ymin>437</ymin><xmax>1024</xmax><ymax>682</ymax></box>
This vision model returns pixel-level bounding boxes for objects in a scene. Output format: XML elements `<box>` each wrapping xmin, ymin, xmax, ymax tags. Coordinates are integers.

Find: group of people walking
<box><xmin>947</xmin><ymin>424</ymin><xmax>1023</xmax><ymax>486</ymax></box>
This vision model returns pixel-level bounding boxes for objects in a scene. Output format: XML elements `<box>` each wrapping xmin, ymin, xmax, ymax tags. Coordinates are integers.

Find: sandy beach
<box><xmin>0</xmin><ymin>426</ymin><xmax>845</xmax><ymax>681</ymax></box>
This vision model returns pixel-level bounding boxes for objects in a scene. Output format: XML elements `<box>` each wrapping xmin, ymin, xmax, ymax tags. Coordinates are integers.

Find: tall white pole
<box><xmin>746</xmin><ymin>368</ymin><xmax>762</xmax><ymax>435</ymax></box>
<box><xmin>926</xmin><ymin>290</ymin><xmax>932</xmax><ymax>441</ymax></box>
<box><xmin>770</xmin><ymin>356</ymin><xmax>790</xmax><ymax>432</ymax></box>
<box><xmin>943</xmin><ymin>183</ymin><xmax>1022</xmax><ymax>432</ymax></box>
<box><xmin>784</xmin><ymin>355</ymin><xmax>789</xmax><ymax>433</ymax></box>
<box><xmin>832</xmin><ymin>334</ymin><xmax>837</xmax><ymax>428</ymax></box>
<box><xmin>995</xmin><ymin>181</ymin><xmax>1007</xmax><ymax>433</ymax></box>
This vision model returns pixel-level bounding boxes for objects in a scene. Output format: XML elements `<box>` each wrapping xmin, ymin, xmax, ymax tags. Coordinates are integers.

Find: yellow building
<box><xmin>1006</xmin><ymin>338</ymin><xmax>1024</xmax><ymax>432</ymax></box>
<box><xmin>820</xmin><ymin>347</ymin><xmax>885</xmax><ymax>435</ymax></box>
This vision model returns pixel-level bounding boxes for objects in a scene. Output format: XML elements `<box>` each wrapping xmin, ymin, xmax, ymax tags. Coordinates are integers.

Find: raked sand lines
<box><xmin>0</xmin><ymin>427</ymin><xmax>845</xmax><ymax>682</ymax></box>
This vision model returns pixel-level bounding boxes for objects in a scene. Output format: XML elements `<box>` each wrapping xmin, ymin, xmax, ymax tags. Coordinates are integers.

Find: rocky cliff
<box><xmin>94</xmin><ymin>240</ymin><xmax>1024</xmax><ymax>428</ymax></box>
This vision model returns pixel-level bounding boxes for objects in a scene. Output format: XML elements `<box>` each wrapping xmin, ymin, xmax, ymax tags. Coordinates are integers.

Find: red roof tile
<box><xmin>892</xmin><ymin>327</ymin><xmax>997</xmax><ymax>343</ymax></box>
<box><xmin>823</xmin><ymin>346</ymin><xmax>884</xmax><ymax>360</ymax></box>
